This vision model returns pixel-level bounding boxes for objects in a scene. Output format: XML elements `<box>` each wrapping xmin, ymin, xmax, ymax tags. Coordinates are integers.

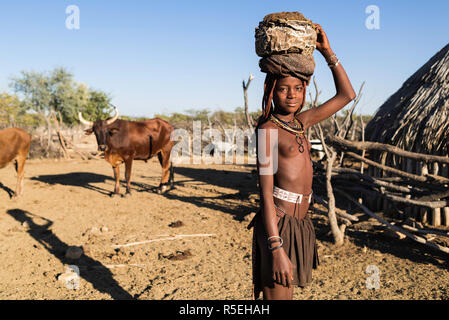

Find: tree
<box><xmin>0</xmin><ymin>93</ymin><xmax>22</xmax><ymax>126</ymax></box>
<box><xmin>79</xmin><ymin>90</ymin><xmax>113</xmax><ymax>122</ymax></box>
<box><xmin>10</xmin><ymin>67</ymin><xmax>112</xmax><ymax>155</ymax></box>
<box><xmin>11</xmin><ymin>68</ymin><xmax>72</xmax><ymax>149</ymax></box>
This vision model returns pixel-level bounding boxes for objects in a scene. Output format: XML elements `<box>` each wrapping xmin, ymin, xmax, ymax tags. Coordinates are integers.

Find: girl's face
<box><xmin>273</xmin><ymin>76</ymin><xmax>304</xmax><ymax>115</ymax></box>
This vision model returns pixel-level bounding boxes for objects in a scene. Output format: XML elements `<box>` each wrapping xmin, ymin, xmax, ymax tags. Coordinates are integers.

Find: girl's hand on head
<box><xmin>314</xmin><ymin>24</ymin><xmax>332</xmax><ymax>56</ymax></box>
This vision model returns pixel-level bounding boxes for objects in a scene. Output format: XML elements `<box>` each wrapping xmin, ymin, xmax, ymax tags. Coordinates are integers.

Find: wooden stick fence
<box><xmin>324</xmin><ymin>135</ymin><xmax>449</xmax><ymax>227</ymax></box>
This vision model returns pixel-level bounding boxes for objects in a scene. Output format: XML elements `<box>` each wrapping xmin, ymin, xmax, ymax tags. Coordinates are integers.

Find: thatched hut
<box><xmin>364</xmin><ymin>43</ymin><xmax>449</xmax><ymax>226</ymax></box>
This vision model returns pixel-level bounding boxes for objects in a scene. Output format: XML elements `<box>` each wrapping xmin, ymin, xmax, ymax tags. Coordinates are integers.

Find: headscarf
<box><xmin>259</xmin><ymin>53</ymin><xmax>315</xmax><ymax>85</ymax></box>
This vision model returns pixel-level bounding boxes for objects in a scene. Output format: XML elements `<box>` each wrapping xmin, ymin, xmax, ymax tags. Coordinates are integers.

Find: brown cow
<box><xmin>0</xmin><ymin>128</ymin><xmax>31</xmax><ymax>198</ymax></box>
<box><xmin>79</xmin><ymin>107</ymin><xmax>175</xmax><ymax>197</ymax></box>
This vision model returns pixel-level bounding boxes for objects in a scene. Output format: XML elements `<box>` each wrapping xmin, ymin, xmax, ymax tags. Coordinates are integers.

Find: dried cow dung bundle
<box><xmin>255</xmin><ymin>11</ymin><xmax>318</xmax><ymax>84</ymax></box>
<box><xmin>255</xmin><ymin>11</ymin><xmax>317</xmax><ymax>57</ymax></box>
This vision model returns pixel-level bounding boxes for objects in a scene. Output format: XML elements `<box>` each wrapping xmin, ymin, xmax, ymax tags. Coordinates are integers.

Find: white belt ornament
<box><xmin>273</xmin><ymin>186</ymin><xmax>312</xmax><ymax>204</ymax></box>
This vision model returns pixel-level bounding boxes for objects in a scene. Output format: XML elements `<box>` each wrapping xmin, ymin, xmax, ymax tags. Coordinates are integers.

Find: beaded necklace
<box><xmin>270</xmin><ymin>114</ymin><xmax>306</xmax><ymax>153</ymax></box>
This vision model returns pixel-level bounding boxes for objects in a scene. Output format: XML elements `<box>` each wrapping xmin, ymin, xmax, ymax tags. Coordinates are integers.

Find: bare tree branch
<box><xmin>243</xmin><ymin>74</ymin><xmax>254</xmax><ymax>130</ymax></box>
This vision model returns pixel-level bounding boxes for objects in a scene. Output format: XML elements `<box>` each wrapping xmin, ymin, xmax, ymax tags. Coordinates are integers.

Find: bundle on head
<box><xmin>255</xmin><ymin>12</ymin><xmax>317</xmax><ymax>119</ymax></box>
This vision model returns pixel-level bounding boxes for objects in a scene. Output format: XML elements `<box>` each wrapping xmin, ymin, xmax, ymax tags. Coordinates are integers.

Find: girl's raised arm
<box><xmin>298</xmin><ymin>24</ymin><xmax>356</xmax><ymax>129</ymax></box>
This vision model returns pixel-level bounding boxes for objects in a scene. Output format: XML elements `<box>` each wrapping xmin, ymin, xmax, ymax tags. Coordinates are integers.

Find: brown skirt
<box><xmin>248</xmin><ymin>210</ymin><xmax>319</xmax><ymax>299</ymax></box>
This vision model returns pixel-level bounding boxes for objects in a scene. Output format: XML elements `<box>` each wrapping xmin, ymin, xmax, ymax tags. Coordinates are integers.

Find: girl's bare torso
<box><xmin>265</xmin><ymin>120</ymin><xmax>313</xmax><ymax>220</ymax></box>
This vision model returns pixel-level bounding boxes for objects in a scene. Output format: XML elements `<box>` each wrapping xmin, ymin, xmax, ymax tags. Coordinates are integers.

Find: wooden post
<box><xmin>412</xmin><ymin>161</ymin><xmax>423</xmax><ymax>219</ymax></box>
<box><xmin>431</xmin><ymin>162</ymin><xmax>441</xmax><ymax>226</ymax></box>
<box><xmin>407</xmin><ymin>158</ymin><xmax>415</xmax><ymax>174</ymax></box>
<box><xmin>367</xmin><ymin>149</ymin><xmax>377</xmax><ymax>211</ymax></box>
<box><xmin>443</xmin><ymin>164</ymin><xmax>449</xmax><ymax>226</ymax></box>
<box><xmin>382</xmin><ymin>154</ymin><xmax>389</xmax><ymax>214</ymax></box>
<box><xmin>419</xmin><ymin>162</ymin><xmax>428</xmax><ymax>224</ymax></box>
<box><xmin>420</xmin><ymin>162</ymin><xmax>429</xmax><ymax>224</ymax></box>
<box><xmin>358</xmin><ymin>117</ymin><xmax>365</xmax><ymax>205</ymax></box>
<box><xmin>397</xmin><ymin>156</ymin><xmax>405</xmax><ymax>219</ymax></box>
<box><xmin>420</xmin><ymin>207</ymin><xmax>428</xmax><ymax>224</ymax></box>
<box><xmin>371</xmin><ymin>153</ymin><xmax>378</xmax><ymax>211</ymax></box>
<box><xmin>443</xmin><ymin>207</ymin><xmax>449</xmax><ymax>227</ymax></box>
<box><xmin>329</xmin><ymin>152</ymin><xmax>345</xmax><ymax>245</ymax></box>
<box><xmin>366</xmin><ymin>165</ymin><xmax>375</xmax><ymax>209</ymax></box>
<box><xmin>433</xmin><ymin>208</ymin><xmax>442</xmax><ymax>226</ymax></box>
<box><xmin>404</xmin><ymin>158</ymin><xmax>414</xmax><ymax>218</ymax></box>
<box><xmin>377</xmin><ymin>152</ymin><xmax>388</xmax><ymax>211</ymax></box>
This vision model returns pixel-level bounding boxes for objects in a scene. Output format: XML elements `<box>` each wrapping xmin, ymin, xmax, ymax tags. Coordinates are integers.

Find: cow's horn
<box><xmin>78</xmin><ymin>112</ymin><xmax>93</xmax><ymax>126</ymax></box>
<box><xmin>105</xmin><ymin>107</ymin><xmax>119</xmax><ymax>125</ymax></box>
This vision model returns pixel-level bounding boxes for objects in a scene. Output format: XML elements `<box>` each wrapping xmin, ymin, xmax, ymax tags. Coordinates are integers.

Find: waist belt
<box><xmin>273</xmin><ymin>186</ymin><xmax>312</xmax><ymax>204</ymax></box>
<box><xmin>246</xmin><ymin>188</ymin><xmax>313</xmax><ymax>230</ymax></box>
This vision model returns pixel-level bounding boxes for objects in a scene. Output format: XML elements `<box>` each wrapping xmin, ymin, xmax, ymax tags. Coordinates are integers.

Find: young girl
<box><xmin>250</xmin><ymin>24</ymin><xmax>356</xmax><ymax>300</ymax></box>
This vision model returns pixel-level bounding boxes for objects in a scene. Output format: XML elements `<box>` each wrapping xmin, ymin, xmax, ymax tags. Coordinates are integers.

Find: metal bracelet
<box><xmin>326</xmin><ymin>54</ymin><xmax>338</xmax><ymax>64</ymax></box>
<box><xmin>328</xmin><ymin>59</ymin><xmax>340</xmax><ymax>68</ymax></box>
<box><xmin>268</xmin><ymin>244</ymin><xmax>283</xmax><ymax>251</ymax></box>
<box><xmin>267</xmin><ymin>236</ymin><xmax>283</xmax><ymax>249</ymax></box>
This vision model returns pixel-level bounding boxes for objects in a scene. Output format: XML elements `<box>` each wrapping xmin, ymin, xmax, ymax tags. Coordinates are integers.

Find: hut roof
<box><xmin>365</xmin><ymin>43</ymin><xmax>449</xmax><ymax>156</ymax></box>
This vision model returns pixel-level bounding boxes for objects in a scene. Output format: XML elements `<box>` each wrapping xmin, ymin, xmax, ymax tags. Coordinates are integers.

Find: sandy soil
<box><xmin>0</xmin><ymin>158</ymin><xmax>448</xmax><ymax>300</ymax></box>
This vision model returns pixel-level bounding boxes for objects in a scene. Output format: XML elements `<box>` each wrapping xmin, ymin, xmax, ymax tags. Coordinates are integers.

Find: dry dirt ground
<box><xmin>0</xmin><ymin>158</ymin><xmax>448</xmax><ymax>300</ymax></box>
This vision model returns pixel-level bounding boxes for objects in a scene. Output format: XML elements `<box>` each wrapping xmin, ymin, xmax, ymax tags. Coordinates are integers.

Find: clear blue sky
<box><xmin>0</xmin><ymin>0</ymin><xmax>447</xmax><ymax>118</ymax></box>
